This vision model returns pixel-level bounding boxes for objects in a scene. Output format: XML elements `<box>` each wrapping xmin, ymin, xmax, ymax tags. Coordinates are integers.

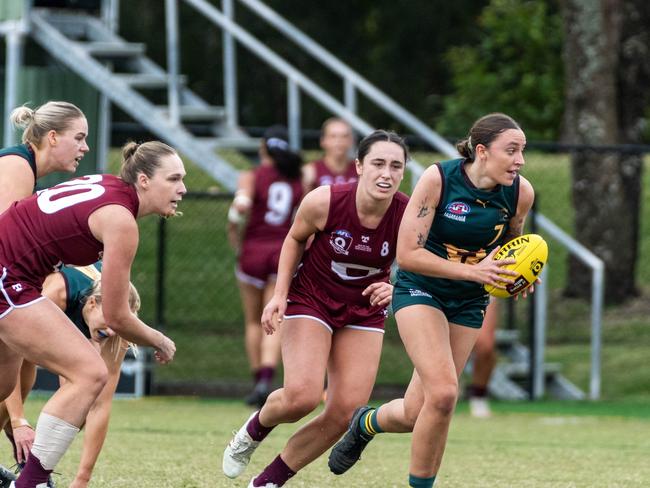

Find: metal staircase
<box><xmin>466</xmin><ymin>329</ymin><xmax>585</xmax><ymax>401</ymax></box>
<box><xmin>27</xmin><ymin>8</ymin><xmax>244</xmax><ymax>190</ymax></box>
<box><xmin>1</xmin><ymin>0</ymin><xmax>603</xmax><ymax>400</ymax></box>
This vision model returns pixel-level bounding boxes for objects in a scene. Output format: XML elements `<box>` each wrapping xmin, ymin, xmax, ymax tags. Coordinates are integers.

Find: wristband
<box><xmin>227</xmin><ymin>205</ymin><xmax>243</xmax><ymax>224</ymax></box>
<box><xmin>11</xmin><ymin>418</ymin><xmax>32</xmax><ymax>430</ymax></box>
<box><xmin>233</xmin><ymin>194</ymin><xmax>252</xmax><ymax>208</ymax></box>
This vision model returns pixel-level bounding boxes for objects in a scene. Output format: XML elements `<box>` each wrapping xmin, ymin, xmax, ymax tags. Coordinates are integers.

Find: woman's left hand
<box><xmin>515</xmin><ymin>278</ymin><xmax>542</xmax><ymax>300</ymax></box>
<box><xmin>12</xmin><ymin>423</ymin><xmax>34</xmax><ymax>464</ymax></box>
<box><xmin>362</xmin><ymin>282</ymin><xmax>393</xmax><ymax>307</ymax></box>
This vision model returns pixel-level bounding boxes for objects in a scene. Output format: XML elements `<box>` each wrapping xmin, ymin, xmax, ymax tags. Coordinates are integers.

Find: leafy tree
<box><xmin>438</xmin><ymin>0</ymin><xmax>563</xmax><ymax>140</ymax></box>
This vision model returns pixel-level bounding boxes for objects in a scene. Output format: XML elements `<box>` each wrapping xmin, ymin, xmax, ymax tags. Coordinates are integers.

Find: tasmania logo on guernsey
<box><xmin>444</xmin><ymin>201</ymin><xmax>470</xmax><ymax>222</ymax></box>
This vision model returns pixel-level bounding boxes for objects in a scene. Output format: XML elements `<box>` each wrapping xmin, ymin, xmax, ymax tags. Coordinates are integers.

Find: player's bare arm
<box><xmin>227</xmin><ymin>171</ymin><xmax>255</xmax><ymax>249</ymax></box>
<box><xmin>41</xmin><ymin>272</ymin><xmax>68</xmax><ymax>311</ymax></box>
<box><xmin>0</xmin><ymin>156</ymin><xmax>36</xmax><ymax>212</ymax></box>
<box><xmin>88</xmin><ymin>205</ymin><xmax>174</xmax><ymax>361</ymax></box>
<box><xmin>261</xmin><ymin>186</ymin><xmax>329</xmax><ymax>334</ymax></box>
<box><xmin>503</xmin><ymin>176</ymin><xmax>535</xmax><ymax>242</ymax></box>
<box><xmin>301</xmin><ymin>161</ymin><xmax>316</xmax><ymax>192</ymax></box>
<box><xmin>233</xmin><ymin>170</ymin><xmax>255</xmax><ymax>213</ymax></box>
<box><xmin>397</xmin><ymin>164</ymin><xmax>470</xmax><ymax>280</ymax></box>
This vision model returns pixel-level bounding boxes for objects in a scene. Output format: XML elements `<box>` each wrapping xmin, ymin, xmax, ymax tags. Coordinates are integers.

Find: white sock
<box><xmin>30</xmin><ymin>413</ymin><xmax>80</xmax><ymax>470</ymax></box>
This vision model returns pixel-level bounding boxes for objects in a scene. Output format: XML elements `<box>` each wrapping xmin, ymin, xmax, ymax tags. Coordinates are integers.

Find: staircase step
<box><xmin>198</xmin><ymin>136</ymin><xmax>262</xmax><ymax>151</ymax></box>
<box><xmin>114</xmin><ymin>73</ymin><xmax>187</xmax><ymax>89</ymax></box>
<box><xmin>156</xmin><ymin>105</ymin><xmax>225</xmax><ymax>122</ymax></box>
<box><xmin>500</xmin><ymin>362</ymin><xmax>562</xmax><ymax>379</ymax></box>
<box><xmin>80</xmin><ymin>41</ymin><xmax>146</xmax><ymax>58</ymax></box>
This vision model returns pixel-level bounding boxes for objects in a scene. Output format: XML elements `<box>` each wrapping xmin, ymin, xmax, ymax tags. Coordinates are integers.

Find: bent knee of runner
<box><xmin>322</xmin><ymin>405</ymin><xmax>357</xmax><ymax>434</ymax></box>
<box><xmin>422</xmin><ymin>383</ymin><xmax>459</xmax><ymax>418</ymax></box>
<box><xmin>281</xmin><ymin>386</ymin><xmax>322</xmax><ymax>421</ymax></box>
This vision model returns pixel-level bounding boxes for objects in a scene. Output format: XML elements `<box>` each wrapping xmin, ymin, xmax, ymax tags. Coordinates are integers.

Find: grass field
<box><xmin>4</xmin><ymin>395</ymin><xmax>649</xmax><ymax>487</ymax></box>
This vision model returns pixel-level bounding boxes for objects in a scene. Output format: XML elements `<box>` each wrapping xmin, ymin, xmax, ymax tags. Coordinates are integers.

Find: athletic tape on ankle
<box><xmin>31</xmin><ymin>413</ymin><xmax>80</xmax><ymax>470</ymax></box>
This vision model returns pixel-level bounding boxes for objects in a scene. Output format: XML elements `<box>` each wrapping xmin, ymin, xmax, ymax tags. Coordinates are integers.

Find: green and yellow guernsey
<box><xmin>61</xmin><ymin>262</ymin><xmax>102</xmax><ymax>338</ymax></box>
<box><xmin>396</xmin><ymin>158</ymin><xmax>520</xmax><ymax>299</ymax></box>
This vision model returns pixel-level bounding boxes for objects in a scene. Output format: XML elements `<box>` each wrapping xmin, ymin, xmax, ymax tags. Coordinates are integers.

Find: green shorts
<box><xmin>392</xmin><ymin>278</ymin><xmax>490</xmax><ymax>329</ymax></box>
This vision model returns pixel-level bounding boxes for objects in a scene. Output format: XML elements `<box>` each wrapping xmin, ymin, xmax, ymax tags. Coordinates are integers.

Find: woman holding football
<box><xmin>328</xmin><ymin>112</ymin><xmax>536</xmax><ymax>488</ymax></box>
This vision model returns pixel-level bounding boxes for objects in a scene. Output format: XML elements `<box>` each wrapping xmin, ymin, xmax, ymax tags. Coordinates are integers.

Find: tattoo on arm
<box><xmin>417</xmin><ymin>232</ymin><xmax>426</xmax><ymax>247</ymax></box>
<box><xmin>416</xmin><ymin>198</ymin><xmax>431</xmax><ymax>218</ymax></box>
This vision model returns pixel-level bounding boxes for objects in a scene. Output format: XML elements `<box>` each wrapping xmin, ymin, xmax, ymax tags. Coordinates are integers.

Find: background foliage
<box><xmin>438</xmin><ymin>0</ymin><xmax>564</xmax><ymax>140</ymax></box>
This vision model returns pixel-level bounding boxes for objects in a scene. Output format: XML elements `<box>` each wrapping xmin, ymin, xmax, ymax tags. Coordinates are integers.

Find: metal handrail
<box><xmin>534</xmin><ymin>213</ymin><xmax>604</xmax><ymax>400</ymax></box>
<box><xmin>181</xmin><ymin>0</ymin><xmax>441</xmax><ymax>184</ymax></box>
<box><xmin>235</xmin><ymin>0</ymin><xmax>458</xmax><ymax>158</ymax></box>
<box><xmin>182</xmin><ymin>0</ymin><xmax>374</xmax><ymax>137</ymax></box>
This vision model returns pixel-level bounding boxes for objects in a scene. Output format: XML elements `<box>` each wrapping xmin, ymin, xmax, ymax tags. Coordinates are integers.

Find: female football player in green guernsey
<box><xmin>328</xmin><ymin>113</ymin><xmax>536</xmax><ymax>488</ymax></box>
<box><xmin>46</xmin><ymin>264</ymin><xmax>140</xmax><ymax>488</ymax></box>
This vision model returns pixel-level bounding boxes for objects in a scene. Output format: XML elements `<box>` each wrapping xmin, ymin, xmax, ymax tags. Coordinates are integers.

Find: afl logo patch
<box><xmin>330</xmin><ymin>229</ymin><xmax>353</xmax><ymax>255</ymax></box>
<box><xmin>445</xmin><ymin>202</ymin><xmax>470</xmax><ymax>215</ymax></box>
<box><xmin>443</xmin><ymin>201</ymin><xmax>470</xmax><ymax>222</ymax></box>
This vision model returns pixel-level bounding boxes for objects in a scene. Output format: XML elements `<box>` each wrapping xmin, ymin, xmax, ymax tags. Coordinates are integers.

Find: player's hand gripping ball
<box><xmin>484</xmin><ymin>234</ymin><xmax>548</xmax><ymax>298</ymax></box>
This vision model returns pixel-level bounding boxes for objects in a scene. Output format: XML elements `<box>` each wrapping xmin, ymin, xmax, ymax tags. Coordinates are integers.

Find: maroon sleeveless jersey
<box><xmin>312</xmin><ymin>159</ymin><xmax>358</xmax><ymax>189</ymax></box>
<box><xmin>289</xmin><ymin>183</ymin><xmax>408</xmax><ymax>307</ymax></box>
<box><xmin>243</xmin><ymin>165</ymin><xmax>303</xmax><ymax>243</ymax></box>
<box><xmin>0</xmin><ymin>174</ymin><xmax>138</xmax><ymax>284</ymax></box>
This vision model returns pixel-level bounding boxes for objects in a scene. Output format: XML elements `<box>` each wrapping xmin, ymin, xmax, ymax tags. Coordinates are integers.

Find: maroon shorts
<box><xmin>0</xmin><ymin>266</ymin><xmax>45</xmax><ymax>319</ymax></box>
<box><xmin>285</xmin><ymin>287</ymin><xmax>387</xmax><ymax>333</ymax></box>
<box><xmin>236</xmin><ymin>239</ymin><xmax>283</xmax><ymax>289</ymax></box>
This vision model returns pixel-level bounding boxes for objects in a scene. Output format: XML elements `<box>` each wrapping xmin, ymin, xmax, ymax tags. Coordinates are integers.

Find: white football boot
<box><xmin>223</xmin><ymin>411</ymin><xmax>261</xmax><ymax>478</ymax></box>
<box><xmin>469</xmin><ymin>396</ymin><xmax>492</xmax><ymax>419</ymax></box>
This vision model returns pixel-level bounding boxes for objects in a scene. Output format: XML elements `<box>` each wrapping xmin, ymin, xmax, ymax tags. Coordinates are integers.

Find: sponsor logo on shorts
<box><xmin>408</xmin><ymin>288</ymin><xmax>432</xmax><ymax>298</ymax></box>
<box><xmin>11</xmin><ymin>283</ymin><xmax>23</xmax><ymax>292</ymax></box>
<box><xmin>444</xmin><ymin>201</ymin><xmax>470</xmax><ymax>222</ymax></box>
<box><xmin>330</xmin><ymin>229</ymin><xmax>353</xmax><ymax>255</ymax></box>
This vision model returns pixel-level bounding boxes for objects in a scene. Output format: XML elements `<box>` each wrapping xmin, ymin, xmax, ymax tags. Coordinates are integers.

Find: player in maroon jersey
<box><xmin>227</xmin><ymin>126</ymin><xmax>303</xmax><ymax>408</ymax></box>
<box><xmin>0</xmin><ymin>141</ymin><xmax>182</xmax><ymax>488</ymax></box>
<box><xmin>222</xmin><ymin>130</ymin><xmax>409</xmax><ymax>488</ymax></box>
<box><xmin>0</xmin><ymin>101</ymin><xmax>88</xmax><ymax>487</ymax></box>
<box><xmin>302</xmin><ymin>117</ymin><xmax>357</xmax><ymax>191</ymax></box>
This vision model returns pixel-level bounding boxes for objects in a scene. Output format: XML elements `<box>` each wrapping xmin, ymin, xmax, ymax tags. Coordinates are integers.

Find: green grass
<box><xmin>5</xmin><ymin>396</ymin><xmax>649</xmax><ymax>487</ymax></box>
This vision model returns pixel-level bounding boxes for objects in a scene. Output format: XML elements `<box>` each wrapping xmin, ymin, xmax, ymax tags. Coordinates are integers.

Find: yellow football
<box><xmin>484</xmin><ymin>234</ymin><xmax>548</xmax><ymax>298</ymax></box>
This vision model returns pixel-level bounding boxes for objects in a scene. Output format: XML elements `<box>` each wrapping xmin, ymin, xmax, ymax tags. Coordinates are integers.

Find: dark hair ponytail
<box><xmin>456</xmin><ymin>113</ymin><xmax>522</xmax><ymax>160</ymax></box>
<box><xmin>263</xmin><ymin>125</ymin><xmax>303</xmax><ymax>180</ymax></box>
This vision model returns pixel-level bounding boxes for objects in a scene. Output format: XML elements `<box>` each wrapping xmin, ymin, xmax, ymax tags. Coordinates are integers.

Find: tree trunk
<box><xmin>561</xmin><ymin>0</ymin><xmax>645</xmax><ymax>303</ymax></box>
<box><xmin>616</xmin><ymin>1</ymin><xmax>650</xmax><ymax>292</ymax></box>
